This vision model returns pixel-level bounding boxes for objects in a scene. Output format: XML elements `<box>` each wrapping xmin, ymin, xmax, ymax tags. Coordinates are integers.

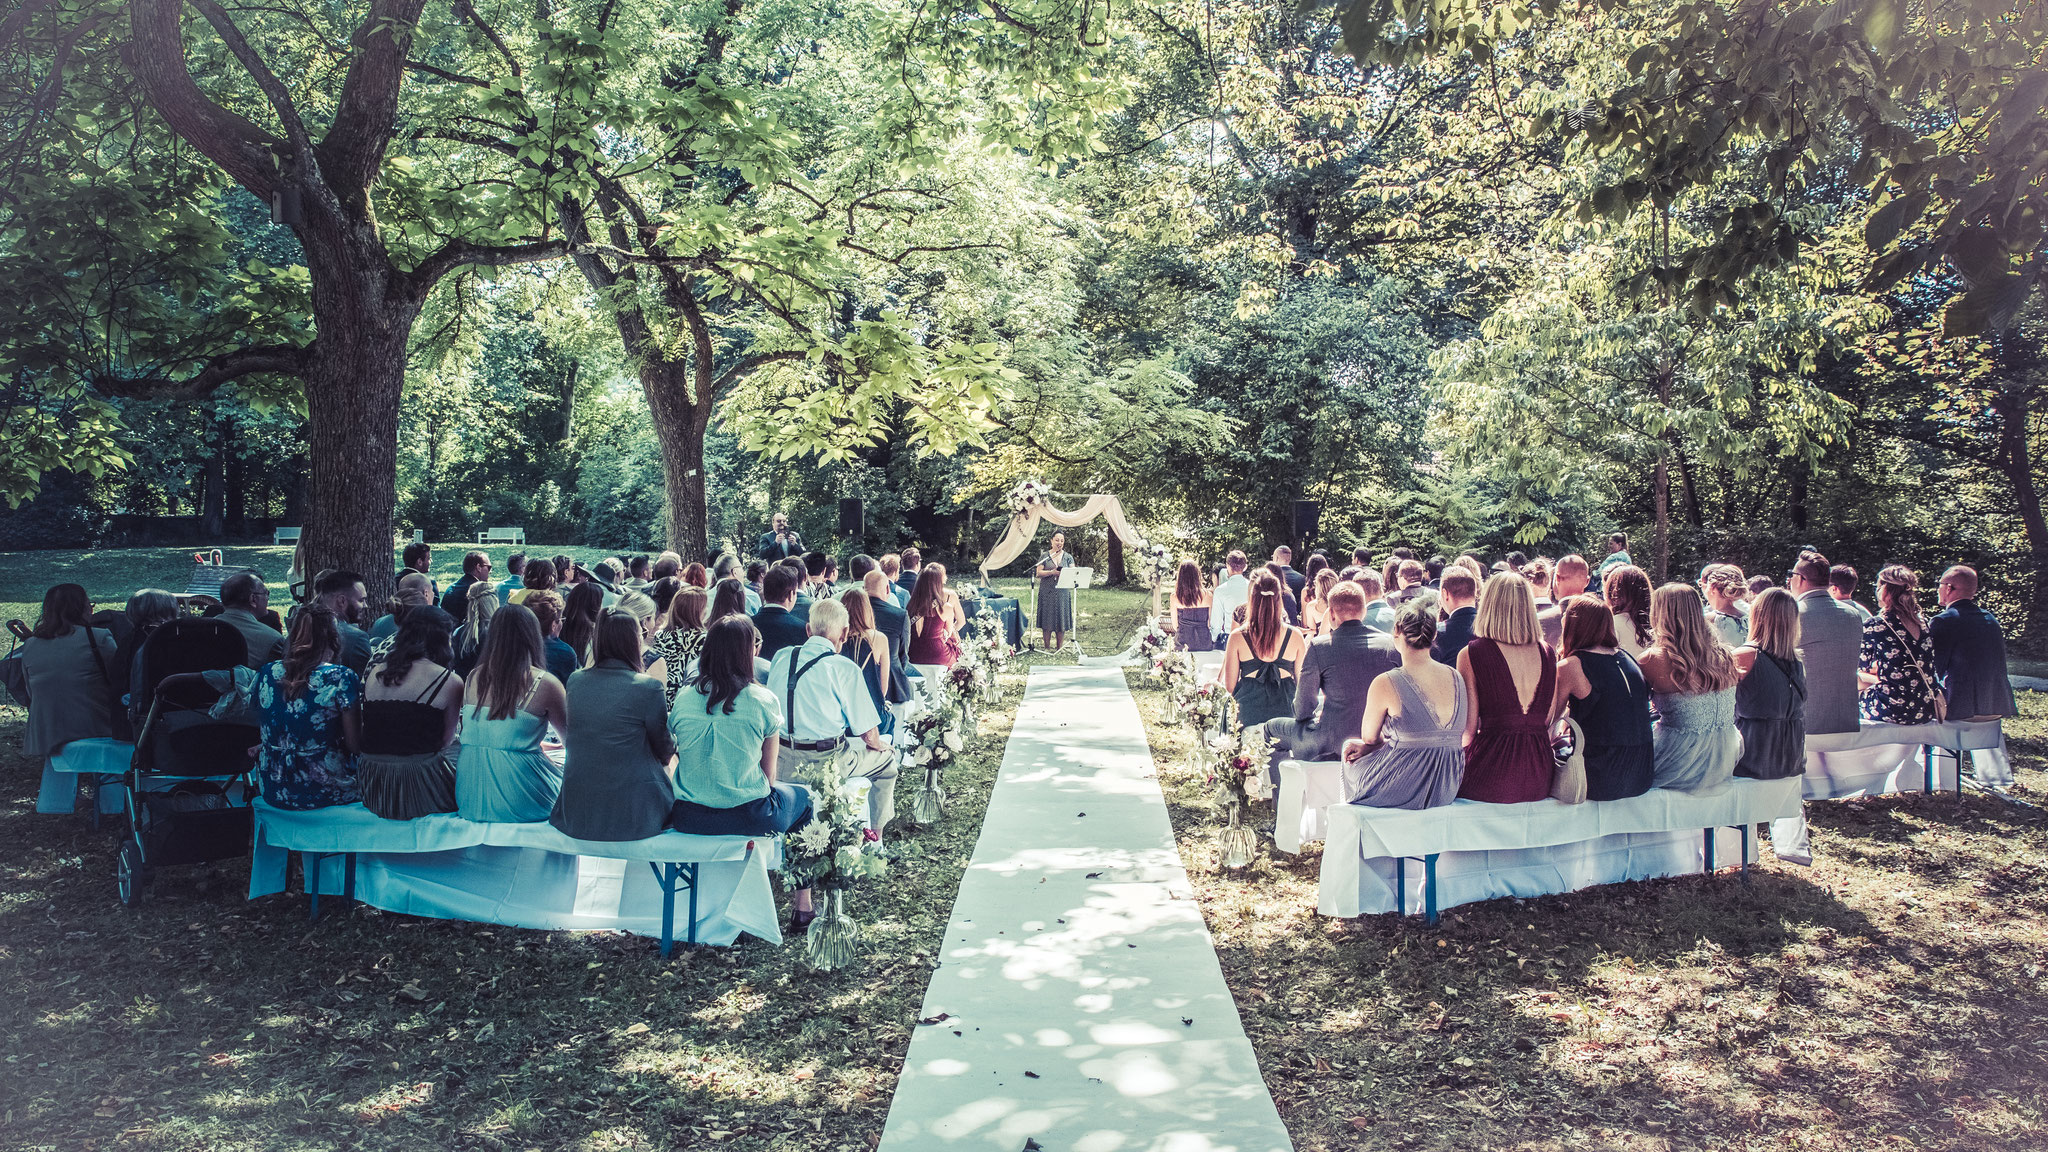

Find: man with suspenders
<box><xmin>762</xmin><ymin>598</ymin><xmax>900</xmax><ymax>834</ymax></box>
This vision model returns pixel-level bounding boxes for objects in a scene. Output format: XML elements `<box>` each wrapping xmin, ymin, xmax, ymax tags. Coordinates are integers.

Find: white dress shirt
<box><xmin>1210</xmin><ymin>573</ymin><xmax>1250</xmax><ymax>639</ymax></box>
<box><xmin>763</xmin><ymin>635</ymin><xmax>880</xmax><ymax>741</ymax></box>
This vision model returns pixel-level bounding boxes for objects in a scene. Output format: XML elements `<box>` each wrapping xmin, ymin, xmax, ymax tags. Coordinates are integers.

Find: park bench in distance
<box><xmin>477</xmin><ymin>526</ymin><xmax>526</xmax><ymax>546</ymax></box>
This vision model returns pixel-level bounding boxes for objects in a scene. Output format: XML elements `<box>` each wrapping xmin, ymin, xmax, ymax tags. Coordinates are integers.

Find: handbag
<box><xmin>1879</xmin><ymin>615</ymin><xmax>1946</xmax><ymax>722</ymax></box>
<box><xmin>1550</xmin><ymin>715</ymin><xmax>1589</xmax><ymax>804</ymax></box>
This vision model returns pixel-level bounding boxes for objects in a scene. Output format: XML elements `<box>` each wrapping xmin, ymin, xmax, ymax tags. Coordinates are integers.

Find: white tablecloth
<box><xmin>1803</xmin><ymin>719</ymin><xmax>2011</xmax><ymax>797</ymax></box>
<box><xmin>1274</xmin><ymin>759</ymin><xmax>1346</xmax><ymax>854</ymax></box>
<box><xmin>1317</xmin><ymin>777</ymin><xmax>1803</xmax><ymax>918</ymax></box>
<box><xmin>38</xmin><ymin>738</ymin><xmax>133</xmax><ymax>815</ymax></box>
<box><xmin>250</xmin><ymin>801</ymin><xmax>785</xmax><ymax>946</ymax></box>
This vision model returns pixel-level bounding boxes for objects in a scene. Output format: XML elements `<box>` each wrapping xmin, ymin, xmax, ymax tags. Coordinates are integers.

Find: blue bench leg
<box><xmin>305</xmin><ymin>851</ymin><xmax>357</xmax><ymax>921</ymax></box>
<box><xmin>1738</xmin><ymin>824</ymin><xmax>1751</xmax><ymax>887</ymax></box>
<box><xmin>1924</xmin><ymin>745</ymin><xmax>1934</xmax><ymax>794</ymax></box>
<box><xmin>1395</xmin><ymin>857</ymin><xmax>1406</xmax><ymax>918</ymax></box>
<box><xmin>686</xmin><ymin>863</ymin><xmax>699</xmax><ymax>946</ymax></box>
<box><xmin>1423</xmin><ymin>854</ymin><xmax>1438</xmax><ymax>926</ymax></box>
<box><xmin>660</xmin><ymin>863</ymin><xmax>677</xmax><ymax>958</ymax></box>
<box><xmin>1703</xmin><ymin>827</ymin><xmax>1716</xmax><ymax>874</ymax></box>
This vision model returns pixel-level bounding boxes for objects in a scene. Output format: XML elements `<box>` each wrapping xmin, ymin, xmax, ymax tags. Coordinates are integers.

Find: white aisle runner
<box><xmin>879</xmin><ymin>665</ymin><xmax>1293</xmax><ymax>1152</ymax></box>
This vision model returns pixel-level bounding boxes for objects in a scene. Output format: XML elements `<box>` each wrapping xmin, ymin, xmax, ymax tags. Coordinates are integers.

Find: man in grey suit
<box><xmin>1263</xmin><ymin>581</ymin><xmax>1399</xmax><ymax>776</ymax></box>
<box><xmin>215</xmin><ymin>572</ymin><xmax>285</xmax><ymax>668</ymax></box>
<box><xmin>1930</xmin><ymin>566</ymin><xmax>2019</xmax><ymax>720</ymax></box>
<box><xmin>1791</xmin><ymin>551</ymin><xmax>1863</xmax><ymax>735</ymax></box>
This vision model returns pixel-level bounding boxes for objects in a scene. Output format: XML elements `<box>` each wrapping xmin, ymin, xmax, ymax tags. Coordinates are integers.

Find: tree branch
<box><xmin>189</xmin><ymin>0</ymin><xmax>315</xmax><ymax>163</ymax></box>
<box><xmin>408</xmin><ymin>237</ymin><xmax>569</xmax><ymax>291</ymax></box>
<box><xmin>91</xmin><ymin>343</ymin><xmax>307</xmax><ymax>401</ymax></box>
<box><xmin>405</xmin><ymin>59</ymin><xmax>489</xmax><ymax>86</ymax></box>
<box><xmin>317</xmin><ymin>0</ymin><xmax>428</xmax><ymax>208</ymax></box>
<box><xmin>125</xmin><ymin>0</ymin><xmax>284</xmax><ymax>198</ymax></box>
<box><xmin>452</xmin><ymin>0</ymin><xmax>519</xmax><ymax>80</ymax></box>
<box><xmin>710</xmin><ymin>348</ymin><xmax>806</xmax><ymax>396</ymax></box>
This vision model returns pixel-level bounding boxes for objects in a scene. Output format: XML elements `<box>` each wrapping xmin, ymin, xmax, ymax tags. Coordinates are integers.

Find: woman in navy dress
<box><xmin>1550</xmin><ymin>595</ymin><xmax>1654</xmax><ymax>800</ymax></box>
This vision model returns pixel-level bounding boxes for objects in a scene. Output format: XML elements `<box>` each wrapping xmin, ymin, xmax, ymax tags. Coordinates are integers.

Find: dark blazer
<box><xmin>790</xmin><ymin>592</ymin><xmax>814</xmax><ymax>624</ymax></box>
<box><xmin>753</xmin><ymin>605</ymin><xmax>809</xmax><ymax>660</ymax></box>
<box><xmin>333</xmin><ymin>619</ymin><xmax>372</xmax><ymax>677</ymax></box>
<box><xmin>439</xmin><ymin>574</ymin><xmax>478</xmax><ymax>618</ymax></box>
<box><xmin>1796</xmin><ymin>589</ymin><xmax>1864</xmax><ymax>734</ymax></box>
<box><xmin>1929</xmin><ymin>600</ymin><xmax>2019</xmax><ymax>719</ymax></box>
<box><xmin>757</xmin><ymin>531</ymin><xmax>804</xmax><ymax>561</ymax></box>
<box><xmin>1280</xmin><ymin>565</ymin><xmax>1305</xmax><ymax>597</ymax></box>
<box><xmin>870</xmin><ymin>594</ymin><xmax>914</xmax><ymax>703</ymax></box>
<box><xmin>1432</xmin><ymin>606</ymin><xmax>1477</xmax><ymax>667</ymax></box>
<box><xmin>1288</xmin><ymin>620</ymin><xmax>1400</xmax><ymax>760</ymax></box>
<box><xmin>897</xmin><ymin>570</ymin><xmax>919</xmax><ymax>598</ymax></box>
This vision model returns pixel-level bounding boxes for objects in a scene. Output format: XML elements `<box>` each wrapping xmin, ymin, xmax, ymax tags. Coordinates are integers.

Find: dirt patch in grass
<box><xmin>0</xmin><ymin>673</ymin><xmax>1025</xmax><ymax>1152</ymax></box>
<box><xmin>1129</xmin><ymin>675</ymin><xmax>2048</xmax><ymax>1151</ymax></box>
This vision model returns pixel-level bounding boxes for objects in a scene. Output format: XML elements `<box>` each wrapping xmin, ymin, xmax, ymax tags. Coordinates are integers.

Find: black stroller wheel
<box><xmin>116</xmin><ymin>839</ymin><xmax>149</xmax><ymax>906</ymax></box>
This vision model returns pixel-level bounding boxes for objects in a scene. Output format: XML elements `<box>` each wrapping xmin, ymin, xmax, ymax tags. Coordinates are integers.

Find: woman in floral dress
<box><xmin>254</xmin><ymin>606</ymin><xmax>363</xmax><ymax>810</ymax></box>
<box><xmin>1858</xmin><ymin>565</ymin><xmax>1941</xmax><ymax>725</ymax></box>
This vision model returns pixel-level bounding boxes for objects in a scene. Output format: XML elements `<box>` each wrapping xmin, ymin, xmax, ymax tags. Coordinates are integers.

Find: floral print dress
<box><xmin>254</xmin><ymin>661</ymin><xmax>363</xmax><ymax>809</ymax></box>
<box><xmin>1858</xmin><ymin>612</ymin><xmax>1939</xmax><ymax>725</ymax></box>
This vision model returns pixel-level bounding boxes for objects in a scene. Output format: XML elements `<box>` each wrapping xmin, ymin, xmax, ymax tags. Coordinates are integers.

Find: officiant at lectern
<box><xmin>1035</xmin><ymin>532</ymin><xmax>1076</xmax><ymax>652</ymax></box>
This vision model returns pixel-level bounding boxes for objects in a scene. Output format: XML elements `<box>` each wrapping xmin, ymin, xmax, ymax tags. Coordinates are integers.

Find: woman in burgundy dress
<box><xmin>1456</xmin><ymin>572</ymin><xmax>1557</xmax><ymax>803</ymax></box>
<box><xmin>906</xmin><ymin>562</ymin><xmax>965</xmax><ymax>667</ymax></box>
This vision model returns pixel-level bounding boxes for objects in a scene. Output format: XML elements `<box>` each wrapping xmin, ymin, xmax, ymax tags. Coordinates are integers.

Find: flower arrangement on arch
<box><xmin>1140</xmin><ymin>542</ymin><xmax>1174</xmax><ymax>586</ymax></box>
<box><xmin>1005</xmin><ymin>479</ymin><xmax>1053</xmax><ymax>516</ymax></box>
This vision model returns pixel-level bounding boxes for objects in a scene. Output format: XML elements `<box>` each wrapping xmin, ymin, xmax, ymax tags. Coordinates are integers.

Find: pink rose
<box><xmin>863</xmin><ymin>827</ymin><xmax>881</xmax><ymax>842</ymax></box>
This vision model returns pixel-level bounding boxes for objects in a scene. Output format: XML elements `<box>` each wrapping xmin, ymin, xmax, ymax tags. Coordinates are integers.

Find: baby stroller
<box><xmin>116</xmin><ymin>619</ymin><xmax>259</xmax><ymax>906</ymax></box>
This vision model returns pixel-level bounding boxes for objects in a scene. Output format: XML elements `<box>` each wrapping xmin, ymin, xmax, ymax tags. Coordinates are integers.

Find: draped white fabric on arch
<box><xmin>977</xmin><ymin>493</ymin><xmax>1145</xmax><ymax>578</ymax></box>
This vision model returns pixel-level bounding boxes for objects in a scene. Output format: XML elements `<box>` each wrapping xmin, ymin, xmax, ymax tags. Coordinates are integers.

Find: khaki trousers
<box><xmin>782</xmin><ymin>741</ymin><xmax>900</xmax><ymax>831</ymax></box>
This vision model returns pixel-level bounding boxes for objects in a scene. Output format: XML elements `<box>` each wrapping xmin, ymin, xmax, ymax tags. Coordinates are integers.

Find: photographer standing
<box><xmin>757</xmin><ymin>512</ymin><xmax>804</xmax><ymax>561</ymax></box>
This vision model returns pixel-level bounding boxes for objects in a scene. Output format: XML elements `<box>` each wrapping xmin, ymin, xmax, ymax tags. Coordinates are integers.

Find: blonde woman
<box><xmin>1456</xmin><ymin>572</ymin><xmax>1555</xmax><ymax>804</ymax></box>
<box><xmin>1732</xmin><ymin>588</ymin><xmax>1806</xmax><ymax>780</ymax></box>
<box><xmin>1639</xmin><ymin>583</ymin><xmax>1742</xmax><ymax>793</ymax></box>
<box><xmin>1301</xmin><ymin>569</ymin><xmax>1339</xmax><ymax>637</ymax></box>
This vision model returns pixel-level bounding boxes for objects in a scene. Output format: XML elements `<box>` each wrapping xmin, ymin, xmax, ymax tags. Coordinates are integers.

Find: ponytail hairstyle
<box><xmin>1245</xmin><ymin>570</ymin><xmax>1286</xmax><ymax>653</ymax></box>
<box><xmin>280</xmin><ymin>605</ymin><xmax>340</xmax><ymax>699</ymax></box>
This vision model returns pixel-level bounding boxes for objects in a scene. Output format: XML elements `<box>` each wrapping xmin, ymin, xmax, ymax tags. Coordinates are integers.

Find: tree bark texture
<box><xmin>641</xmin><ymin>358</ymin><xmax>713</xmax><ymax>563</ymax></box>
<box><xmin>1106</xmin><ymin>530</ymin><xmax>1126</xmax><ymax>586</ymax></box>
<box><xmin>1991</xmin><ymin>391</ymin><xmax>2048</xmax><ymax>649</ymax></box>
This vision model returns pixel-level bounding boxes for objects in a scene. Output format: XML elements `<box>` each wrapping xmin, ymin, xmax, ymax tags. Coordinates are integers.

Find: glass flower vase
<box><xmin>963</xmin><ymin>703</ymin><xmax>978</xmax><ymax>742</ymax></box>
<box><xmin>1218</xmin><ymin>801</ymin><xmax>1257</xmax><ymax>871</ymax></box>
<box><xmin>911</xmin><ymin>766</ymin><xmax>946</xmax><ymax>825</ymax></box>
<box><xmin>803</xmin><ymin>889</ymin><xmax>861</xmax><ymax>971</ymax></box>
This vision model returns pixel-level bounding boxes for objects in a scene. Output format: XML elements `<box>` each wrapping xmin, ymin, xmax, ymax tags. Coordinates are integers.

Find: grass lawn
<box><xmin>1125</xmin><ymin>670</ymin><xmax>2048</xmax><ymax>1151</ymax></box>
<box><xmin>0</xmin><ymin>544</ymin><xmax>1158</xmax><ymax>1152</ymax></box>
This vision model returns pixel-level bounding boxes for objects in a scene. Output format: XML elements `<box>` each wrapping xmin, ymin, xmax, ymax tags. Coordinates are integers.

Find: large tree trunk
<box><xmin>1992</xmin><ymin>391</ymin><xmax>2048</xmax><ymax>650</ymax></box>
<box><xmin>641</xmin><ymin>358</ymin><xmax>712</xmax><ymax>562</ymax></box>
<box><xmin>201</xmin><ymin>431</ymin><xmax>226</xmax><ymax>540</ymax></box>
<box><xmin>1106</xmin><ymin>531</ymin><xmax>1126</xmax><ymax>586</ymax></box>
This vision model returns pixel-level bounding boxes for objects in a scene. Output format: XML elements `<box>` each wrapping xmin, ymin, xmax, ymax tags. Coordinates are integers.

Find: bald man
<box><xmin>1930</xmin><ymin>566</ymin><xmax>2019</xmax><ymax>724</ymax></box>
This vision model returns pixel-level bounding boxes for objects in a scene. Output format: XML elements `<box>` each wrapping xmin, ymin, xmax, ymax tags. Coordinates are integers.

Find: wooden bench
<box><xmin>476</xmin><ymin>526</ymin><xmax>526</xmax><ymax>546</ymax></box>
<box><xmin>178</xmin><ymin>550</ymin><xmax>256</xmax><ymax>608</ymax></box>
<box><xmin>273</xmin><ymin>526</ymin><xmax>301</xmax><ymax>547</ymax></box>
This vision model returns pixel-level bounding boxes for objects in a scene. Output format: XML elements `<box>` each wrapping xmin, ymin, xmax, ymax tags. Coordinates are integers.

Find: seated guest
<box><xmin>612</xmin><ymin>589</ymin><xmax>667</xmax><ymax>675</ymax></box>
<box><xmin>440</xmin><ymin>551</ymin><xmax>492</xmax><ymax>617</ymax></box>
<box><xmin>1302</xmin><ymin>553</ymin><xmax>1330</xmax><ymax>599</ymax></box>
<box><xmin>550</xmin><ymin>611</ymin><xmax>677</xmax><ymax>841</ymax></box>
<box><xmin>524</xmin><ymin>590</ymin><xmax>578</xmax><ymax>685</ymax></box>
<box><xmin>1209</xmin><ymin>551</ymin><xmax>1251</xmax><ymax>645</ymax></box>
<box><xmin>217</xmin><ymin>571</ymin><xmax>286</xmax><ymax>667</ymax></box>
<box><xmin>1597</xmin><ymin>531</ymin><xmax>1633</xmax><ymax>577</ymax></box>
<box><xmin>1858</xmin><ymin>565</ymin><xmax>1941</xmax><ymax>725</ymax></box>
<box><xmin>557</xmin><ymin>581</ymin><xmax>606</xmax><ymax>667</ymax></box>
<box><xmin>864</xmin><ymin>569</ymin><xmax>914</xmax><ymax>704</ymax></box>
<box><xmin>397</xmin><ymin>541</ymin><xmax>437</xmax><ymax>598</ymax></box>
<box><xmin>19</xmin><ymin>583</ymin><xmax>120</xmax><ymax>761</ymax></box>
<box><xmin>1340</xmin><ymin>599</ymin><xmax>1467</xmax><ymax>809</ymax></box>
<box><xmin>647</xmin><ymin>576</ymin><xmax>683</xmax><ymax>627</ymax></box>
<box><xmin>507</xmin><ymin>557</ymin><xmax>557</xmax><ymax>606</ymax></box>
<box><xmin>651</xmin><ymin>552</ymin><xmax>682</xmax><ymax>582</ymax></box>
<box><xmin>553</xmin><ymin>554</ymin><xmax>577</xmax><ymax>587</ymax></box>
<box><xmin>1171</xmin><ymin>560</ymin><xmax>1215</xmax><ymax>652</ymax></box>
<box><xmin>1357</xmin><ymin>570</ymin><xmax>1395</xmax><ymax>632</ymax></box>
<box><xmin>450</xmin><ymin>580</ymin><xmax>499</xmax><ymax>678</ymax></box>
<box><xmin>1431</xmin><ymin>570</ymin><xmax>1479</xmax><ymax>666</ymax></box>
<box><xmin>783</xmin><ymin>557</ymin><xmax>817</xmax><ymax>623</ymax></box>
<box><xmin>1526</xmin><ymin>559</ymin><xmax>1561</xmax><ymax>648</ymax></box>
<box><xmin>252</xmin><ymin>607</ymin><xmax>362</xmax><ymax>810</ymax></box>
<box><xmin>753</xmin><ymin>564</ymin><xmax>811</xmax><ymax>659</ymax></box>
<box><xmin>896</xmin><ymin>547</ymin><xmax>924</xmax><ymax>598</ymax></box>
<box><xmin>876</xmin><ymin>554</ymin><xmax>911</xmax><ymax>609</ymax></box>
<box><xmin>1552</xmin><ymin>595</ymin><xmax>1654</xmax><ymax>800</ymax></box>
<box><xmin>1457</xmin><ymin>573</ymin><xmax>1556</xmax><ymax>804</ymax></box>
<box><xmin>112</xmin><ymin>588</ymin><xmax>179</xmax><ymax>739</ymax></box>
<box><xmin>906</xmin><ymin>563</ymin><xmax>968</xmax><ymax>667</ymax></box>
<box><xmin>623</xmin><ymin>555</ymin><xmax>652</xmax><ymax>589</ymax></box>
<box><xmin>667</xmin><ymin>616</ymin><xmax>816</xmax><ymax>921</ymax></box>
<box><xmin>1602</xmin><ymin>564</ymin><xmax>1653</xmax><ymax>658</ymax></box>
<box><xmin>590</xmin><ymin>561</ymin><xmax>623</xmax><ymax>607</ymax></box>
<box><xmin>1700</xmin><ymin>564</ymin><xmax>1749</xmax><ymax>648</ymax></box>
<box><xmin>1830</xmin><ymin>564</ymin><xmax>1873</xmax><ymax>623</ymax></box>
<box><xmin>1266</xmin><ymin>580</ymin><xmax>1396</xmax><ymax>764</ymax></box>
<box><xmin>370</xmin><ymin>572</ymin><xmax>433</xmax><ymax>645</ymax></box>
<box><xmin>1425</xmin><ymin>555</ymin><xmax>1446</xmax><ymax>588</ymax></box>
<box><xmin>1554</xmin><ymin>554</ymin><xmax>1592</xmax><ymax>601</ymax></box>
<box><xmin>840</xmin><ymin>589</ymin><xmax>893</xmax><ymax>735</ymax></box>
<box><xmin>358</xmin><ymin>606</ymin><xmax>463</xmax><ymax>820</ymax></box>
<box><xmin>1746</xmin><ymin>574</ymin><xmax>1774</xmax><ymax>600</ymax></box>
<box><xmin>1223</xmin><ymin>571</ymin><xmax>1305</xmax><ymax>728</ymax></box>
<box><xmin>1263</xmin><ymin>561</ymin><xmax>1302</xmax><ymax>625</ymax></box>
<box><xmin>650</xmin><ymin>586</ymin><xmax>709</xmax><ymax>707</ymax></box>
<box><xmin>1271</xmin><ymin>545</ymin><xmax>1305</xmax><ymax>596</ymax></box>
<box><xmin>308</xmin><ymin>569</ymin><xmax>372</xmax><ymax>675</ymax></box>
<box><xmin>1930</xmin><ymin>565</ymin><xmax>2019</xmax><ymax>722</ymax></box>
<box><xmin>709</xmin><ymin>577</ymin><xmax>751</xmax><ymax>626</ymax></box>
<box><xmin>1733</xmin><ymin>588</ymin><xmax>1807</xmax><ymax>781</ymax></box>
<box><xmin>456</xmin><ymin>605</ymin><xmax>569</xmax><ymax>822</ymax></box>
<box><xmin>1790</xmin><ymin>550</ymin><xmax>1862</xmax><ymax>734</ymax></box>
<box><xmin>766</xmin><ymin>599</ymin><xmax>900</xmax><ymax>831</ymax></box>
<box><xmin>742</xmin><ymin>559</ymin><xmax>766</xmax><ymax>603</ymax></box>
<box><xmin>497</xmin><ymin>552</ymin><xmax>526</xmax><ymax>599</ymax></box>
<box><xmin>1640</xmin><ymin>583</ymin><xmax>1741</xmax><ymax>794</ymax></box>
<box><xmin>1301</xmin><ymin>569</ymin><xmax>1338</xmax><ymax>638</ymax></box>
<box><xmin>682</xmin><ymin>561</ymin><xmax>709</xmax><ymax>589</ymax></box>
<box><xmin>1386</xmin><ymin>560</ymin><xmax>1429</xmax><ymax>609</ymax></box>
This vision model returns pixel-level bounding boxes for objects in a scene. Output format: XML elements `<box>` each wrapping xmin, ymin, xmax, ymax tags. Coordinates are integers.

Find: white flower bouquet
<box><xmin>781</xmin><ymin>749</ymin><xmax>889</xmax><ymax>893</ymax></box>
<box><xmin>1005</xmin><ymin>479</ymin><xmax>1053</xmax><ymax>516</ymax></box>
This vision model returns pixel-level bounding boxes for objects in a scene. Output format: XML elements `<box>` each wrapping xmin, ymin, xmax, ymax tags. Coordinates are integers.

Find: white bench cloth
<box><xmin>1274</xmin><ymin>758</ymin><xmax>1345</xmax><ymax>854</ymax></box>
<box><xmin>1802</xmin><ymin>719</ymin><xmax>2009</xmax><ymax>797</ymax></box>
<box><xmin>1317</xmin><ymin>776</ymin><xmax>1803</xmax><ymax>918</ymax></box>
<box><xmin>39</xmin><ymin>737</ymin><xmax>132</xmax><ymax>815</ymax></box>
<box><xmin>249</xmin><ymin>800</ymin><xmax>784</xmax><ymax>946</ymax></box>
